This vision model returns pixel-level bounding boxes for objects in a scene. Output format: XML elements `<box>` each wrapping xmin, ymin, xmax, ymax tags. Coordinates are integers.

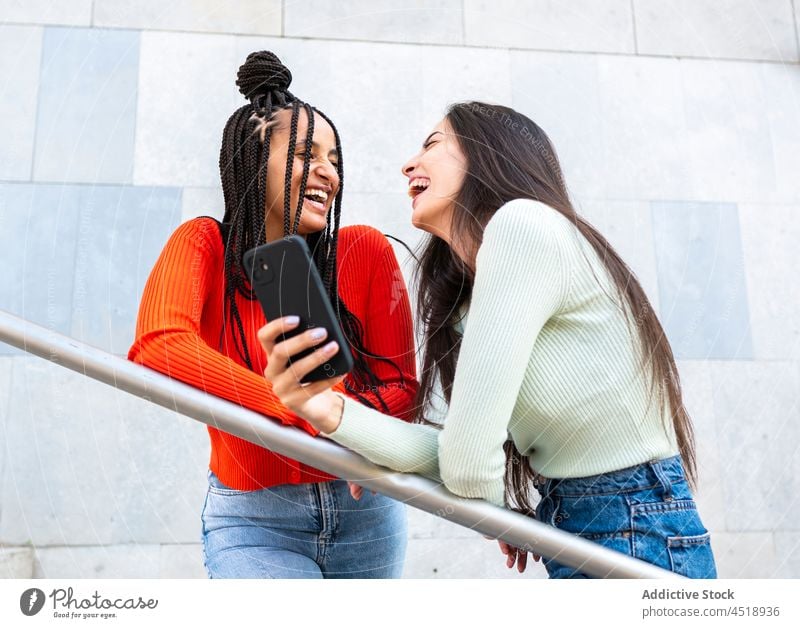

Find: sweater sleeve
<box><xmin>325</xmin><ymin>200</ymin><xmax>572</xmax><ymax>506</ymax></box>
<box><xmin>127</xmin><ymin>218</ymin><xmax>318</xmax><ymax>435</ymax></box>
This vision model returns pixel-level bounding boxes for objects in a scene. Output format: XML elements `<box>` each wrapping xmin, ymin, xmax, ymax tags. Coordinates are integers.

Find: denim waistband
<box><xmin>536</xmin><ymin>455</ymin><xmax>686</xmax><ymax>498</ymax></box>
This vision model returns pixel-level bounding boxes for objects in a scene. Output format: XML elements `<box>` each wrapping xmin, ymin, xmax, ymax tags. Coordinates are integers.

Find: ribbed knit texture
<box><xmin>128</xmin><ymin>217</ymin><xmax>418</xmax><ymax>491</ymax></box>
<box><xmin>328</xmin><ymin>199</ymin><xmax>679</xmax><ymax>507</ymax></box>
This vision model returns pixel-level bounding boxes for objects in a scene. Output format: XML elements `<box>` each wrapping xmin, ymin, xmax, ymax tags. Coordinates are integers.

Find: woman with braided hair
<box><xmin>129</xmin><ymin>51</ymin><xmax>417</xmax><ymax>578</ymax></box>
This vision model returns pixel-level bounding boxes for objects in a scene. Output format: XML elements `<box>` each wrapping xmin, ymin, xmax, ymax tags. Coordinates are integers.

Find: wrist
<box><xmin>320</xmin><ymin>392</ymin><xmax>344</xmax><ymax>435</ymax></box>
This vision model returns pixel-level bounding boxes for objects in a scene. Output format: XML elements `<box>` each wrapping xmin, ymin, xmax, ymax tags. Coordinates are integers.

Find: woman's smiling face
<box><xmin>264</xmin><ymin>106</ymin><xmax>340</xmax><ymax>241</ymax></box>
<box><xmin>401</xmin><ymin>118</ymin><xmax>468</xmax><ymax>240</ymax></box>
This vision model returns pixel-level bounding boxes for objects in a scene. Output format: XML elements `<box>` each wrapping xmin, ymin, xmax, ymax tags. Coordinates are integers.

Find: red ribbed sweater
<box><xmin>128</xmin><ymin>217</ymin><xmax>418</xmax><ymax>490</ymax></box>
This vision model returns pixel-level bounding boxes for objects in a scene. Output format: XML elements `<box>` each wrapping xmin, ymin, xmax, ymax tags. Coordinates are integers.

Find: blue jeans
<box><xmin>201</xmin><ymin>471</ymin><xmax>407</xmax><ymax>578</ymax></box>
<box><xmin>534</xmin><ymin>455</ymin><xmax>717</xmax><ymax>578</ymax></box>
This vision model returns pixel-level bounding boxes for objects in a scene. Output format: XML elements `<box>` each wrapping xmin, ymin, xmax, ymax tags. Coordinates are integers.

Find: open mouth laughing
<box><xmin>408</xmin><ymin>177</ymin><xmax>430</xmax><ymax>209</ymax></box>
<box><xmin>302</xmin><ymin>187</ymin><xmax>330</xmax><ymax>214</ymax></box>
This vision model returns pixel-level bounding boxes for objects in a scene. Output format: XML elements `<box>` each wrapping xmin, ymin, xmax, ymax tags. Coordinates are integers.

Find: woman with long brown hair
<box><xmin>258</xmin><ymin>101</ymin><xmax>717</xmax><ymax>578</ymax></box>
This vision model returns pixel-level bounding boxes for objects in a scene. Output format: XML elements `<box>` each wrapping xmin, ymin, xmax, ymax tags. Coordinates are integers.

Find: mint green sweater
<box><xmin>326</xmin><ymin>199</ymin><xmax>679</xmax><ymax>507</ymax></box>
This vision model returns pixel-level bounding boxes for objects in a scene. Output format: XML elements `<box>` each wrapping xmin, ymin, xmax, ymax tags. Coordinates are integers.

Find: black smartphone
<box><xmin>243</xmin><ymin>235</ymin><xmax>354</xmax><ymax>383</ymax></box>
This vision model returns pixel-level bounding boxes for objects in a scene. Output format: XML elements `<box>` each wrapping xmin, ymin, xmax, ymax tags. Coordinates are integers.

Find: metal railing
<box><xmin>0</xmin><ymin>308</ymin><xmax>681</xmax><ymax>579</ymax></box>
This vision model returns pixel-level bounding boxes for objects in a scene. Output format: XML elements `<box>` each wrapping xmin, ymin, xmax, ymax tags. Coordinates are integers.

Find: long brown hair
<box><xmin>412</xmin><ymin>102</ymin><xmax>696</xmax><ymax>515</ymax></box>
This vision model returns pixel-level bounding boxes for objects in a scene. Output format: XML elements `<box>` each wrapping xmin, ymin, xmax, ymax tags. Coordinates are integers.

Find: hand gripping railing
<box><xmin>0</xmin><ymin>309</ymin><xmax>682</xmax><ymax>579</ymax></box>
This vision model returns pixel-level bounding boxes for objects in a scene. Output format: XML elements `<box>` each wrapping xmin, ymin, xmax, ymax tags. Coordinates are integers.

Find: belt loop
<box><xmin>535</xmin><ymin>479</ymin><xmax>554</xmax><ymax>523</ymax></box>
<box><xmin>544</xmin><ymin>477</ymin><xmax>561</xmax><ymax>500</ymax></box>
<box><xmin>649</xmin><ymin>458</ymin><xmax>673</xmax><ymax>501</ymax></box>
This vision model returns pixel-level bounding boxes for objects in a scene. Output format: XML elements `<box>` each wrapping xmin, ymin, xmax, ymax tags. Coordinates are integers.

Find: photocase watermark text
<box><xmin>49</xmin><ymin>587</ymin><xmax>158</xmax><ymax>611</ymax></box>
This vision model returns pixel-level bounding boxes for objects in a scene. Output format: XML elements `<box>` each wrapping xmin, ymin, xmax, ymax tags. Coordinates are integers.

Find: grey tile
<box><xmin>634</xmin><ymin>0</ymin><xmax>799</xmax><ymax>62</ymax></box>
<box><xmin>578</xmin><ymin>200</ymin><xmax>660</xmax><ymax>313</ymax></box>
<box><xmin>0</xmin><ymin>546</ymin><xmax>34</xmax><ymax>578</ymax></box>
<box><xmin>774</xmin><ymin>532</ymin><xmax>800</xmax><ymax>578</ymax></box>
<box><xmin>676</xmin><ymin>360</ymin><xmax>726</xmax><ymax>532</ymax></box>
<box><xmin>94</xmin><ymin>0</ymin><xmax>281</xmax><ymax>36</ymax></box>
<box><xmin>0</xmin><ymin>0</ymin><xmax>92</xmax><ymax>26</ymax></box>
<box><xmin>0</xmin><ymin>182</ymin><xmax>180</xmax><ymax>359</ymax></box>
<box><xmin>596</xmin><ymin>55</ymin><xmax>693</xmax><ymax>201</ymax></box>
<box><xmin>403</xmin><ymin>536</ymin><xmax>547</xmax><ymax>578</ymax></box>
<box><xmin>158</xmin><ymin>543</ymin><xmax>206</xmax><ymax>578</ymax></box>
<box><xmin>134</xmin><ymin>31</ymin><xmax>239</xmax><ymax>187</ymax></box>
<box><xmin>0</xmin><ymin>183</ymin><xmax>82</xmax><ymax>356</ymax></box>
<box><xmin>0</xmin><ymin>26</ymin><xmax>42</xmax><ymax>181</ymax></box>
<box><xmin>285</xmin><ymin>0</ymin><xmax>462</xmax><ymax>46</ymax></box>
<box><xmin>464</xmin><ymin>0</ymin><xmax>635</xmax><ymax>54</ymax></box>
<box><xmin>760</xmin><ymin>63</ymin><xmax>800</xmax><ymax>204</ymax></box>
<box><xmin>1</xmin><ymin>358</ymin><xmax>129</xmax><ymax>545</ymax></box>
<box><xmin>69</xmin><ymin>185</ymin><xmax>182</xmax><ymax>355</ymax></box>
<box><xmin>0</xmin><ymin>356</ymin><xmax>209</xmax><ymax>546</ymax></box>
<box><xmin>417</xmin><ymin>46</ymin><xmax>512</xmax><ymax>123</ymax></box>
<box><xmin>111</xmin><ymin>391</ymin><xmax>210</xmax><ymax>544</ymax></box>
<box><xmin>33</xmin><ymin>27</ymin><xmax>140</xmax><ymax>184</ymax></box>
<box><xmin>709</xmin><ymin>361</ymin><xmax>800</xmax><ymax>533</ymax></box>
<box><xmin>511</xmin><ymin>51</ymin><xmax>606</xmax><ymax>198</ymax></box>
<box><xmin>709</xmin><ymin>531</ymin><xmax>778</xmax><ymax>578</ymax></box>
<box><xmin>181</xmin><ymin>187</ymin><xmax>224</xmax><ymax>224</ymax></box>
<box><xmin>651</xmin><ymin>201</ymin><xmax>753</xmax><ymax>360</ymax></box>
<box><xmin>33</xmin><ymin>544</ymin><xmax>161</xmax><ymax>578</ymax></box>
<box><xmin>680</xmin><ymin>59</ymin><xmax>777</xmax><ymax>204</ymax></box>
<box><xmin>739</xmin><ymin>203</ymin><xmax>800</xmax><ymax>360</ymax></box>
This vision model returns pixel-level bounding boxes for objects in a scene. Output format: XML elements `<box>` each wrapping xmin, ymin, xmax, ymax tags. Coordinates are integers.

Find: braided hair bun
<box><xmin>235</xmin><ymin>51</ymin><xmax>294</xmax><ymax>107</ymax></box>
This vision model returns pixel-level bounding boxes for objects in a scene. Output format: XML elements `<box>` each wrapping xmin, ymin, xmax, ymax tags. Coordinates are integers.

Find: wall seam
<box><xmin>460</xmin><ymin>0</ymin><xmax>466</xmax><ymax>45</ymax></box>
<box><xmin>28</xmin><ymin>26</ymin><xmax>46</xmax><ymax>183</ymax></box>
<box><xmin>128</xmin><ymin>30</ymin><xmax>142</xmax><ymax>186</ymax></box>
<box><xmin>1</xmin><ymin>21</ymin><xmax>799</xmax><ymax>66</ymax></box>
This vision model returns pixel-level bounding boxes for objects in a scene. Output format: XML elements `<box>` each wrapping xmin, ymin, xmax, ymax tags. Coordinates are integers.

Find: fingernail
<box><xmin>323</xmin><ymin>341</ymin><xmax>338</xmax><ymax>354</ymax></box>
<box><xmin>285</xmin><ymin>316</ymin><xmax>299</xmax><ymax>325</ymax></box>
<box><xmin>309</xmin><ymin>327</ymin><xmax>327</xmax><ymax>340</ymax></box>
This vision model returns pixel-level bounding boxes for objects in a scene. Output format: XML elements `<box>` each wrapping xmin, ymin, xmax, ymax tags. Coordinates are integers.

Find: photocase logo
<box><xmin>16</xmin><ymin>586</ymin><xmax>159</xmax><ymax>620</ymax></box>
<box><xmin>20</xmin><ymin>588</ymin><xmax>45</xmax><ymax>616</ymax></box>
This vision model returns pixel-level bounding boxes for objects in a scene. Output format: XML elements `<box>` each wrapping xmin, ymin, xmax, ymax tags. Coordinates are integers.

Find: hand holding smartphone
<box><xmin>243</xmin><ymin>236</ymin><xmax>354</xmax><ymax>383</ymax></box>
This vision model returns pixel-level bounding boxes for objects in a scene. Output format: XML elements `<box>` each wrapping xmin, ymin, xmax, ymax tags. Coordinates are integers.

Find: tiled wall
<box><xmin>1</xmin><ymin>1</ymin><xmax>799</xmax><ymax>578</ymax></box>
